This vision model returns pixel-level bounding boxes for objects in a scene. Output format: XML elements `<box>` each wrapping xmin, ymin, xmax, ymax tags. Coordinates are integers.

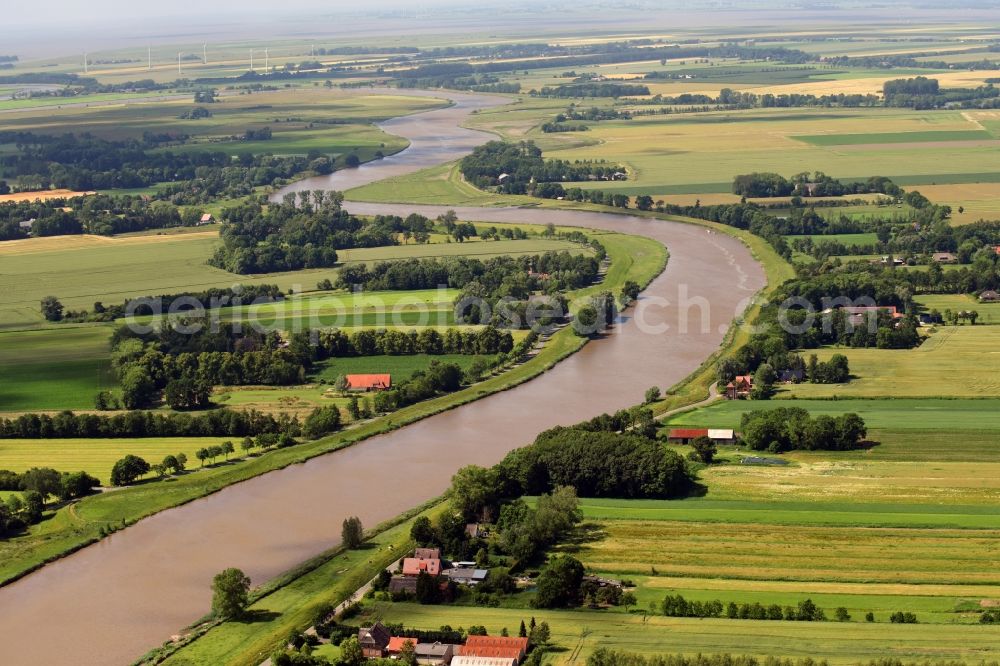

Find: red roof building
<box><xmin>402</xmin><ymin>556</ymin><xmax>441</xmax><ymax>577</ymax></box>
<box><xmin>725</xmin><ymin>375</ymin><xmax>753</xmax><ymax>400</ymax></box>
<box><xmin>387</xmin><ymin>636</ymin><xmax>418</xmax><ymax>654</ymax></box>
<box><xmin>667</xmin><ymin>428</ymin><xmax>708</xmax><ymax>443</ymax></box>
<box><xmin>462</xmin><ymin>636</ymin><xmax>529</xmax><ymax>663</ymax></box>
<box><xmin>346</xmin><ymin>374</ymin><xmax>391</xmax><ymax>391</ymax></box>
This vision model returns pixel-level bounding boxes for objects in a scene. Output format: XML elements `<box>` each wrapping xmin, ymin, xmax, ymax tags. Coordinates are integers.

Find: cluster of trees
<box><xmin>0</xmin><ymin>466</ymin><xmax>102</xmax><ymax>535</ymax></box>
<box><xmin>0</xmin><ymin>130</ymin><xmax>304</xmax><ymax>193</ymax></box>
<box><xmin>739</xmin><ymin>408</ymin><xmax>867</xmax><ymax>453</ymax></box>
<box><xmin>0</xmin><ymin>193</ymin><xmax>213</xmax><ymax>241</ymax></box>
<box><xmin>0</xmin><ymin>408</ymin><xmax>295</xmax><ymax>439</ymax></box>
<box><xmin>732</xmin><ymin>172</ymin><xmax>902</xmax><ymax>199</ymax></box>
<box><xmin>661</xmin><ymin>594</ymin><xmax>828</xmax><ymax>621</ymax></box>
<box><xmin>370</xmin><ymin>361</ymin><xmax>464</xmax><ymax>412</ymax></box>
<box><xmin>542</xmin><ymin>104</ymin><xmax>631</xmax><ymax>132</ymax></box>
<box><xmin>535</xmin><ymin>83</ymin><xmax>649</xmax><ymax>98</ymax></box>
<box><xmin>460</xmin><ymin>141</ymin><xmax>625</xmax><ymax>194</ymax></box>
<box><xmin>497</xmin><ymin>425</ymin><xmax>694</xmax><ymax>500</ymax></box>
<box><xmin>64</xmin><ymin>283</ymin><xmax>283</xmax><ymax>323</ymax></box>
<box><xmin>340</xmin><ymin>251</ymin><xmax>600</xmax><ymax>302</ymax></box>
<box><xmin>313</xmin><ymin>327</ymin><xmax>515</xmax><ymax>358</ymax></box>
<box><xmin>882</xmin><ymin>76</ymin><xmax>999</xmax><ymax>109</ymax></box>
<box><xmin>110</xmin><ymin>324</ymin><xmax>516</xmax><ymax>409</ymax></box>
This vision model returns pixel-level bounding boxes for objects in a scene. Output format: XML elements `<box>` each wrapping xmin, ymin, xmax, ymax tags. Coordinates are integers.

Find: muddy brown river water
<box><xmin>0</xmin><ymin>90</ymin><xmax>765</xmax><ymax>665</ymax></box>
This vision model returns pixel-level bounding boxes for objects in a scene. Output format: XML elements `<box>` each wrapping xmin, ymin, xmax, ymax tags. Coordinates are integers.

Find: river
<box><xmin>0</xmin><ymin>90</ymin><xmax>765</xmax><ymax>666</ymax></box>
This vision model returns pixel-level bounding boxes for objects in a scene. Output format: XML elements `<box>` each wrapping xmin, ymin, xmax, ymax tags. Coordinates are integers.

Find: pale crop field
<box><xmin>0</xmin><ymin>437</ymin><xmax>239</xmax><ymax>479</ymax></box>
<box><xmin>544</xmin><ymin>107</ymin><xmax>1000</xmax><ymax>194</ymax></box>
<box><xmin>782</xmin><ymin>326</ymin><xmax>1000</xmax><ymax>398</ymax></box>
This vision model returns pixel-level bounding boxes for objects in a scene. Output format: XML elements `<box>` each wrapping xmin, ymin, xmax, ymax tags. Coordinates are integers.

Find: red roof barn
<box><xmin>346</xmin><ymin>374</ymin><xmax>391</xmax><ymax>391</ymax></box>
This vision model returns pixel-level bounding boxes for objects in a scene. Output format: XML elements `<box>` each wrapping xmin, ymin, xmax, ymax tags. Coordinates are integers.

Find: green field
<box><xmin>792</xmin><ymin>130</ymin><xmax>996</xmax><ymax>146</ymax></box>
<box><xmin>0</xmin><ymin>326</ymin><xmax>114</xmax><ymax>411</ymax></box>
<box><xmin>917</xmin><ymin>294</ymin><xmax>1000</xmax><ymax>323</ymax></box>
<box><xmin>666</xmin><ymin>397</ymin><xmax>1000</xmax><ymax>431</ymax></box>
<box><xmin>0</xmin><ymin>233</ymin><xmax>580</xmax><ymax>327</ymax></box>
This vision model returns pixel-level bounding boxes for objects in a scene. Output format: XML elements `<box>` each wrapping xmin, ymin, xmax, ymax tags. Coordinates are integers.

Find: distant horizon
<box><xmin>6</xmin><ymin>2</ymin><xmax>1000</xmax><ymax>62</ymax></box>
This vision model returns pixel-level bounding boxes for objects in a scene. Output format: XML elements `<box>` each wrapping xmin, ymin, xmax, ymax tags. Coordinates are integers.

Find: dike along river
<box><xmin>0</xmin><ymin>90</ymin><xmax>765</xmax><ymax>666</ymax></box>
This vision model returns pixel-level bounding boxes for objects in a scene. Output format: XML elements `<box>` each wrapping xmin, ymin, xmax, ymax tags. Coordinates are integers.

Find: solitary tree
<box><xmin>211</xmin><ymin>567</ymin><xmax>251</xmax><ymax>619</ymax></box>
<box><xmin>40</xmin><ymin>296</ymin><xmax>64</xmax><ymax>322</ymax></box>
<box><xmin>643</xmin><ymin>386</ymin><xmax>661</xmax><ymax>404</ymax></box>
<box><xmin>342</xmin><ymin>516</ymin><xmax>364</xmax><ymax>549</ymax></box>
<box><xmin>109</xmin><ymin>455</ymin><xmax>151</xmax><ymax>486</ymax></box>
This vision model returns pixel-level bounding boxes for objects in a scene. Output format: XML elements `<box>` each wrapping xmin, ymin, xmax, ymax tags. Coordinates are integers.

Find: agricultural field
<box><xmin>0</xmin><ymin>231</ymin><xmax>582</xmax><ymax>327</ymax></box>
<box><xmin>665</xmin><ymin>397</ymin><xmax>1000</xmax><ymax>431</ymax></box>
<box><xmin>0</xmin><ymin>437</ymin><xmax>238</xmax><ymax>479</ymax></box>
<box><xmin>0</xmin><ymin>326</ymin><xmax>114</xmax><ymax>411</ymax></box>
<box><xmin>778</xmin><ymin>326</ymin><xmax>1000</xmax><ymax>399</ymax></box>
<box><xmin>917</xmin><ymin>294</ymin><xmax>1000</xmax><ymax>322</ymax></box>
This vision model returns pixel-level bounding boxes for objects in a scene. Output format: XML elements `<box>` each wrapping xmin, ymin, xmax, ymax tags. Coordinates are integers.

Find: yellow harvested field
<box><xmin>0</xmin><ymin>189</ymin><xmax>94</xmax><ymax>203</ymax></box>
<box><xmin>751</xmin><ymin>70</ymin><xmax>1000</xmax><ymax>96</ymax></box>
<box><xmin>918</xmin><ymin>182</ymin><xmax>1000</xmax><ymax>224</ymax></box>
<box><xmin>0</xmin><ymin>230</ymin><xmax>219</xmax><ymax>256</ymax></box>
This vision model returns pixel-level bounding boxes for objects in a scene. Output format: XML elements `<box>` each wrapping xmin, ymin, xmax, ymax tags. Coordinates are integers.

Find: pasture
<box><xmin>665</xmin><ymin>397</ymin><xmax>1000</xmax><ymax>431</ymax></box>
<box><xmin>917</xmin><ymin>294</ymin><xmax>1000</xmax><ymax>323</ymax></box>
<box><xmin>0</xmin><ymin>326</ymin><xmax>113</xmax><ymax>411</ymax></box>
<box><xmin>780</xmin><ymin>326</ymin><xmax>1000</xmax><ymax>398</ymax></box>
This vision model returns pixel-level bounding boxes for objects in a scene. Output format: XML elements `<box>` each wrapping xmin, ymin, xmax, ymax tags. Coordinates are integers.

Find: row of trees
<box><xmin>0</xmin><ymin>408</ymin><xmax>295</xmax><ymax>439</ymax></box>
<box><xmin>732</xmin><ymin>172</ymin><xmax>902</xmax><ymax>199</ymax></box>
<box><xmin>661</xmin><ymin>594</ymin><xmax>828</xmax><ymax>621</ymax></box>
<box><xmin>339</xmin><ymin>250</ymin><xmax>602</xmax><ymax>301</ymax></box>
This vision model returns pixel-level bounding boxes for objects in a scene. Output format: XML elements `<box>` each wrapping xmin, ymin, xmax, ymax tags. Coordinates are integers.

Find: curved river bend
<box><xmin>0</xmin><ymin>91</ymin><xmax>765</xmax><ymax>665</ymax></box>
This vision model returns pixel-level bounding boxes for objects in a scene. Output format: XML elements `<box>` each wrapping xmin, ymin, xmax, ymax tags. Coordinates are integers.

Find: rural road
<box><xmin>0</xmin><ymin>89</ymin><xmax>765</xmax><ymax>666</ymax></box>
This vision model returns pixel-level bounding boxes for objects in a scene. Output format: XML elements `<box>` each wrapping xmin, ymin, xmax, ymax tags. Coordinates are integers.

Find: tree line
<box><xmin>0</xmin><ymin>408</ymin><xmax>295</xmax><ymax>439</ymax></box>
<box><xmin>661</xmin><ymin>594</ymin><xmax>828</xmax><ymax>621</ymax></box>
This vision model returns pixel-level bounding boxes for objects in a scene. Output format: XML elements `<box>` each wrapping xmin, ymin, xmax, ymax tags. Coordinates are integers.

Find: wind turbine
<box><xmin>264</xmin><ymin>48</ymin><xmax>269</xmax><ymax>71</ymax></box>
<box><xmin>83</xmin><ymin>52</ymin><xmax>88</xmax><ymax>74</ymax></box>
<box><xmin>203</xmin><ymin>44</ymin><xmax>208</xmax><ymax>65</ymax></box>
<box><xmin>177</xmin><ymin>52</ymin><xmax>182</xmax><ymax>76</ymax></box>
<box><xmin>250</xmin><ymin>49</ymin><xmax>254</xmax><ymax>72</ymax></box>
<box><xmin>147</xmin><ymin>47</ymin><xmax>152</xmax><ymax>71</ymax></box>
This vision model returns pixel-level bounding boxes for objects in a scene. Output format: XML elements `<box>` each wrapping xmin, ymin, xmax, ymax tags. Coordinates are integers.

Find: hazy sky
<box><xmin>3</xmin><ymin>0</ymin><xmax>463</xmax><ymax>28</ymax></box>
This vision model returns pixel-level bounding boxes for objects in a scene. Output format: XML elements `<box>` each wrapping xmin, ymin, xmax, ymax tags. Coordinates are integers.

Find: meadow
<box><xmin>0</xmin><ymin>326</ymin><xmax>113</xmax><ymax>411</ymax></box>
<box><xmin>665</xmin><ymin>397</ymin><xmax>1000</xmax><ymax>431</ymax></box>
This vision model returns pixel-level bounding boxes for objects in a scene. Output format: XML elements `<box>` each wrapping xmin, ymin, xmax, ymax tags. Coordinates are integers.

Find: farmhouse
<box><xmin>725</xmin><ymin>375</ymin><xmax>753</xmax><ymax>400</ymax></box>
<box><xmin>358</xmin><ymin>622</ymin><xmax>392</xmax><ymax>658</ymax></box>
<box><xmin>198</xmin><ymin>213</ymin><xmax>214</xmax><ymax>225</ymax></box>
<box><xmin>837</xmin><ymin>305</ymin><xmax>903</xmax><ymax>327</ymax></box>
<box><xmin>980</xmin><ymin>290</ymin><xmax>1000</xmax><ymax>302</ymax></box>
<box><xmin>441</xmin><ymin>567</ymin><xmax>489</xmax><ymax>586</ymax></box>
<box><xmin>346</xmin><ymin>374</ymin><xmax>392</xmax><ymax>391</ymax></box>
<box><xmin>18</xmin><ymin>219</ymin><xmax>35</xmax><ymax>231</ymax></box>
<box><xmin>780</xmin><ymin>368</ymin><xmax>805</xmax><ymax>383</ymax></box>
<box><xmin>402</xmin><ymin>547</ymin><xmax>442</xmax><ymax>576</ymax></box>
<box><xmin>932</xmin><ymin>252</ymin><xmax>958</xmax><ymax>263</ymax></box>
<box><xmin>388</xmin><ymin>576</ymin><xmax>418</xmax><ymax>595</ymax></box>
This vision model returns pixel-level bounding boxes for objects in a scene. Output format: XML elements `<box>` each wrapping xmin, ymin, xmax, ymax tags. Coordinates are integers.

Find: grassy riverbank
<box><xmin>0</xmin><ymin>228</ymin><xmax>666</xmax><ymax>587</ymax></box>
